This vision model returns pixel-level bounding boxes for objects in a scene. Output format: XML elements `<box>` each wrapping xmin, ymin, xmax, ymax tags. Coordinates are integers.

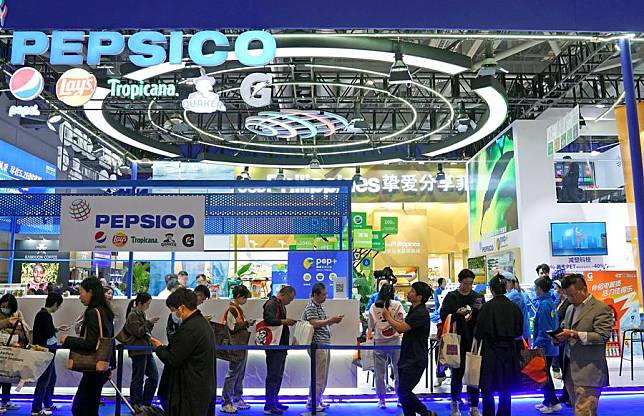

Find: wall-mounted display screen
<box><xmin>551</xmin><ymin>222</ymin><xmax>608</xmax><ymax>257</ymax></box>
<box><xmin>0</xmin><ymin>139</ymin><xmax>56</xmax><ymax>193</ymax></box>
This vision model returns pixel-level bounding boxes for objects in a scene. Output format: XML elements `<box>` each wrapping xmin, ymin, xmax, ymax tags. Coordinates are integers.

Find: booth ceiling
<box><xmin>2</xmin><ymin>30</ymin><xmax>643</xmax><ymax>168</ymax></box>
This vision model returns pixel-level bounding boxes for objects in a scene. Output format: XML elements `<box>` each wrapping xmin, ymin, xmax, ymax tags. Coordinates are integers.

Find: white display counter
<box><xmin>14</xmin><ymin>297</ymin><xmax>360</xmax><ymax>391</ymax></box>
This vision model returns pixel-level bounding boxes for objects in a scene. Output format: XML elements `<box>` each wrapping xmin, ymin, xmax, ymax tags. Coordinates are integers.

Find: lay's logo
<box><xmin>56</xmin><ymin>68</ymin><xmax>97</xmax><ymax>107</ymax></box>
<box><xmin>112</xmin><ymin>232</ymin><xmax>128</xmax><ymax>247</ymax></box>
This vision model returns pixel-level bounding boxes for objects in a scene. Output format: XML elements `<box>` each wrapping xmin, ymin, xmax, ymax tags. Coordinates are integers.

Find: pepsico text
<box><xmin>95</xmin><ymin>214</ymin><xmax>195</xmax><ymax>229</ymax></box>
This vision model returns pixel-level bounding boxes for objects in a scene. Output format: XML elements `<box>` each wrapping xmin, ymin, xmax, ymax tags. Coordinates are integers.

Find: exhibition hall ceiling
<box><xmin>1</xmin><ymin>30</ymin><xmax>643</xmax><ymax>169</ymax></box>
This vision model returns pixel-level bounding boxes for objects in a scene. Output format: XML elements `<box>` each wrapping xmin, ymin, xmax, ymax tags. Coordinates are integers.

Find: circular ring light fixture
<box><xmin>84</xmin><ymin>36</ymin><xmax>508</xmax><ymax>167</ymax></box>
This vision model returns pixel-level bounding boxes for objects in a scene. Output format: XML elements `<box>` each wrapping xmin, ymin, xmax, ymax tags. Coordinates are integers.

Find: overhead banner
<box><xmin>546</xmin><ymin>106</ymin><xmax>580</xmax><ymax>157</ymax></box>
<box><xmin>60</xmin><ymin>196</ymin><xmax>205</xmax><ymax>251</ymax></box>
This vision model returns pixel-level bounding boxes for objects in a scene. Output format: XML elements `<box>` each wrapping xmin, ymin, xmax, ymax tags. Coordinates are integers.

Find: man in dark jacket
<box><xmin>263</xmin><ymin>286</ymin><xmax>297</xmax><ymax>415</ymax></box>
<box><xmin>153</xmin><ymin>288</ymin><xmax>216</xmax><ymax>416</ymax></box>
<box><xmin>440</xmin><ymin>269</ymin><xmax>484</xmax><ymax>416</ymax></box>
<box><xmin>475</xmin><ymin>275</ymin><xmax>523</xmax><ymax>416</ymax></box>
<box><xmin>32</xmin><ymin>293</ymin><xmax>64</xmax><ymax>415</ymax></box>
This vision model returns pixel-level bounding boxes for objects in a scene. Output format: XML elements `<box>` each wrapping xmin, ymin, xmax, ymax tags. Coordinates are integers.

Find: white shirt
<box><xmin>368</xmin><ymin>300</ymin><xmax>406</xmax><ymax>343</ymax></box>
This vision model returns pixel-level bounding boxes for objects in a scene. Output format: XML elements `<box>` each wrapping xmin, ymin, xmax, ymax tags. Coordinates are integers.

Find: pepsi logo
<box><xmin>94</xmin><ymin>231</ymin><xmax>107</xmax><ymax>244</ymax></box>
<box><xmin>56</xmin><ymin>68</ymin><xmax>97</xmax><ymax>107</ymax></box>
<box><xmin>9</xmin><ymin>67</ymin><xmax>44</xmax><ymax>101</ymax></box>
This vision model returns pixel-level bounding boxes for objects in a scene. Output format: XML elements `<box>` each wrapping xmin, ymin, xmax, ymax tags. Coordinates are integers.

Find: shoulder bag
<box><xmin>68</xmin><ymin>309</ymin><xmax>113</xmax><ymax>372</ymax></box>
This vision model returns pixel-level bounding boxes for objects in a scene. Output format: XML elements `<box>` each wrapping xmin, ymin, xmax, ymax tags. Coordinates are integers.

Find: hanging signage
<box><xmin>181</xmin><ymin>75</ymin><xmax>226</xmax><ymax>113</ymax></box>
<box><xmin>372</xmin><ymin>231</ymin><xmax>385</xmax><ymax>251</ymax></box>
<box><xmin>287</xmin><ymin>250</ymin><xmax>349</xmax><ymax>299</ymax></box>
<box><xmin>8</xmin><ymin>104</ymin><xmax>39</xmax><ymax>117</ymax></box>
<box><xmin>546</xmin><ymin>106</ymin><xmax>580</xmax><ymax>156</ymax></box>
<box><xmin>11</xmin><ymin>30</ymin><xmax>276</xmax><ymax>67</ymax></box>
<box><xmin>351</xmin><ymin>212</ymin><xmax>367</xmax><ymax>229</ymax></box>
<box><xmin>108</xmin><ymin>79</ymin><xmax>177</xmax><ymax>99</ymax></box>
<box><xmin>59</xmin><ymin>195</ymin><xmax>205</xmax><ymax>251</ymax></box>
<box><xmin>381</xmin><ymin>217</ymin><xmax>398</xmax><ymax>234</ymax></box>
<box><xmin>9</xmin><ymin>66</ymin><xmax>44</xmax><ymax>101</ymax></box>
<box><xmin>353</xmin><ymin>227</ymin><xmax>373</xmax><ymax>249</ymax></box>
<box><xmin>56</xmin><ymin>68</ymin><xmax>97</xmax><ymax>107</ymax></box>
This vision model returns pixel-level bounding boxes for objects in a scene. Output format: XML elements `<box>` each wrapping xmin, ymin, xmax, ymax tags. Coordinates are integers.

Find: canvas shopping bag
<box><xmin>254</xmin><ymin>320</ymin><xmax>284</xmax><ymax>346</ymax></box>
<box><xmin>519</xmin><ymin>338</ymin><xmax>548</xmax><ymax>390</ymax></box>
<box><xmin>351</xmin><ymin>340</ymin><xmax>375</xmax><ymax>372</ymax></box>
<box><xmin>463</xmin><ymin>339</ymin><xmax>483</xmax><ymax>388</ymax></box>
<box><xmin>438</xmin><ymin>314</ymin><xmax>461</xmax><ymax>368</ymax></box>
<box><xmin>0</xmin><ymin>321</ymin><xmax>54</xmax><ymax>385</ymax></box>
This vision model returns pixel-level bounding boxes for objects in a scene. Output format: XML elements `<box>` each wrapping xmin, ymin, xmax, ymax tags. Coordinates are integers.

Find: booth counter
<box><xmin>15</xmin><ymin>297</ymin><xmax>360</xmax><ymax>393</ymax></box>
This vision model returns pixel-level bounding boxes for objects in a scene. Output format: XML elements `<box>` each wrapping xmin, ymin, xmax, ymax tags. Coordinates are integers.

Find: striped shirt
<box><xmin>302</xmin><ymin>300</ymin><xmax>331</xmax><ymax>345</ymax></box>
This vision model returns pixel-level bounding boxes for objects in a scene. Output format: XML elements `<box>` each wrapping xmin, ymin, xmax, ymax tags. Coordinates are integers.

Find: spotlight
<box><xmin>388</xmin><ymin>51</ymin><xmax>412</xmax><ymax>86</ymax></box>
<box><xmin>237</xmin><ymin>166</ymin><xmax>251</xmax><ymax>180</ymax></box>
<box><xmin>275</xmin><ymin>168</ymin><xmax>286</xmax><ymax>180</ymax></box>
<box><xmin>436</xmin><ymin>163</ymin><xmax>446</xmax><ymax>181</ymax></box>
<box><xmin>309</xmin><ymin>157</ymin><xmax>321</xmax><ymax>170</ymax></box>
<box><xmin>352</xmin><ymin>167</ymin><xmax>363</xmax><ymax>184</ymax></box>
<box><xmin>455</xmin><ymin>102</ymin><xmax>475</xmax><ymax>133</ymax></box>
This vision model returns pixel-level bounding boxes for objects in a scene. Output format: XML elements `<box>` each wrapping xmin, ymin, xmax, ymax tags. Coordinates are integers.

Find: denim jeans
<box><xmin>130</xmin><ymin>354</ymin><xmax>159</xmax><ymax>406</ymax></box>
<box><xmin>373</xmin><ymin>339</ymin><xmax>400</xmax><ymax>401</ymax></box>
<box><xmin>31</xmin><ymin>355</ymin><xmax>57</xmax><ymax>413</ymax></box>
<box><xmin>223</xmin><ymin>352</ymin><xmax>248</xmax><ymax>405</ymax></box>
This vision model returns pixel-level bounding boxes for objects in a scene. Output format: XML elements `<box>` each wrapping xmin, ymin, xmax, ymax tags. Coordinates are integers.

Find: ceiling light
<box><xmin>590</xmin><ymin>150</ymin><xmax>601</xmax><ymax>157</ymax></box>
<box><xmin>388</xmin><ymin>51</ymin><xmax>413</xmax><ymax>86</ymax></box>
<box><xmin>275</xmin><ymin>168</ymin><xmax>286</xmax><ymax>180</ymax></box>
<box><xmin>237</xmin><ymin>166</ymin><xmax>251</xmax><ymax>180</ymax></box>
<box><xmin>309</xmin><ymin>156</ymin><xmax>321</xmax><ymax>170</ymax></box>
<box><xmin>436</xmin><ymin>163</ymin><xmax>446</xmax><ymax>181</ymax></box>
<box><xmin>455</xmin><ymin>102</ymin><xmax>474</xmax><ymax>133</ymax></box>
<box><xmin>352</xmin><ymin>167</ymin><xmax>363</xmax><ymax>184</ymax></box>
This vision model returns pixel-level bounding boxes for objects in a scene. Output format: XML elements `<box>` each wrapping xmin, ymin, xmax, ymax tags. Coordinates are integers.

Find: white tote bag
<box><xmin>0</xmin><ymin>346</ymin><xmax>54</xmax><ymax>385</ymax></box>
<box><xmin>254</xmin><ymin>320</ymin><xmax>284</xmax><ymax>346</ymax></box>
<box><xmin>359</xmin><ymin>340</ymin><xmax>375</xmax><ymax>372</ymax></box>
<box><xmin>463</xmin><ymin>339</ymin><xmax>483</xmax><ymax>388</ymax></box>
<box><xmin>292</xmin><ymin>321</ymin><xmax>314</xmax><ymax>345</ymax></box>
<box><xmin>438</xmin><ymin>314</ymin><xmax>462</xmax><ymax>369</ymax></box>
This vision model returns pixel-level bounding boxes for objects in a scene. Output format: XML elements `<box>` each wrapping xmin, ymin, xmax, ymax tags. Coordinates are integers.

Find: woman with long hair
<box><xmin>0</xmin><ymin>294</ymin><xmax>26</xmax><ymax>412</ymax></box>
<box><xmin>60</xmin><ymin>278</ymin><xmax>115</xmax><ymax>416</ymax></box>
<box><xmin>123</xmin><ymin>292</ymin><xmax>160</xmax><ymax>407</ymax></box>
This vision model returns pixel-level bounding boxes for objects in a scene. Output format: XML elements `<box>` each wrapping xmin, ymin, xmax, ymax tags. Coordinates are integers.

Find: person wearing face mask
<box><xmin>152</xmin><ymin>288</ymin><xmax>216</xmax><ymax>416</ymax></box>
<box><xmin>31</xmin><ymin>293</ymin><xmax>65</xmax><ymax>416</ymax></box>
<box><xmin>123</xmin><ymin>292</ymin><xmax>160</xmax><ymax>407</ymax></box>
<box><xmin>221</xmin><ymin>285</ymin><xmax>255</xmax><ymax>414</ymax></box>
<box><xmin>60</xmin><ymin>278</ymin><xmax>115</xmax><ymax>416</ymax></box>
<box><xmin>0</xmin><ymin>294</ymin><xmax>27</xmax><ymax>413</ymax></box>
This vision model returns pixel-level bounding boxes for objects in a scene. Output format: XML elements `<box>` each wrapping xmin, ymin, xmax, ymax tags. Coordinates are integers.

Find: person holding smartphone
<box><xmin>533</xmin><ymin>277</ymin><xmax>561</xmax><ymax>414</ymax></box>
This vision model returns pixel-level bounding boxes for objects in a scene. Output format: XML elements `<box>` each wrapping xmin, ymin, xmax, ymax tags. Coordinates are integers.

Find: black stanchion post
<box><xmin>311</xmin><ymin>344</ymin><xmax>317</xmax><ymax>416</ymax></box>
<box><xmin>214</xmin><ymin>344</ymin><xmax>218</xmax><ymax>414</ymax></box>
<box><xmin>115</xmin><ymin>344</ymin><xmax>124</xmax><ymax>416</ymax></box>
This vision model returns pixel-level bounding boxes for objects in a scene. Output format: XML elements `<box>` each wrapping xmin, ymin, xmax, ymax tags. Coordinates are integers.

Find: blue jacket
<box><xmin>533</xmin><ymin>294</ymin><xmax>559</xmax><ymax>356</ymax></box>
<box><xmin>506</xmin><ymin>289</ymin><xmax>531</xmax><ymax>343</ymax></box>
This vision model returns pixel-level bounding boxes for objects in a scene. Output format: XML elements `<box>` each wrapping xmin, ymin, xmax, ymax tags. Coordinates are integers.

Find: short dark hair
<box><xmin>437</xmin><ymin>278</ymin><xmax>446</xmax><ymax>286</ymax></box>
<box><xmin>166</xmin><ymin>287</ymin><xmax>198</xmax><ymax>311</ymax></box>
<box><xmin>458</xmin><ymin>269</ymin><xmax>475</xmax><ymax>282</ymax></box>
<box><xmin>311</xmin><ymin>283</ymin><xmax>326</xmax><ymax>297</ymax></box>
<box><xmin>177</xmin><ymin>270</ymin><xmax>188</xmax><ymax>277</ymax></box>
<box><xmin>45</xmin><ymin>292</ymin><xmax>63</xmax><ymax>308</ymax></box>
<box><xmin>489</xmin><ymin>275</ymin><xmax>507</xmax><ymax>296</ymax></box>
<box><xmin>164</xmin><ymin>273</ymin><xmax>177</xmax><ymax>284</ymax></box>
<box><xmin>411</xmin><ymin>281</ymin><xmax>431</xmax><ymax>303</ymax></box>
<box><xmin>561</xmin><ymin>273</ymin><xmax>587</xmax><ymax>290</ymax></box>
<box><xmin>166</xmin><ymin>278</ymin><xmax>182</xmax><ymax>291</ymax></box>
<box><xmin>536</xmin><ymin>264</ymin><xmax>550</xmax><ymax>274</ymax></box>
<box><xmin>278</xmin><ymin>285</ymin><xmax>296</xmax><ymax>296</ymax></box>
<box><xmin>232</xmin><ymin>285</ymin><xmax>251</xmax><ymax>299</ymax></box>
<box><xmin>194</xmin><ymin>285</ymin><xmax>211</xmax><ymax>300</ymax></box>
<box><xmin>196</xmin><ymin>273</ymin><xmax>209</xmax><ymax>282</ymax></box>
<box><xmin>535</xmin><ymin>276</ymin><xmax>553</xmax><ymax>293</ymax></box>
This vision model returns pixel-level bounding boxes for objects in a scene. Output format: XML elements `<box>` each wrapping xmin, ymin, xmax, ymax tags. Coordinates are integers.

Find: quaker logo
<box><xmin>161</xmin><ymin>233</ymin><xmax>177</xmax><ymax>247</ymax></box>
<box><xmin>182</xmin><ymin>234</ymin><xmax>195</xmax><ymax>248</ymax></box>
<box><xmin>0</xmin><ymin>0</ymin><xmax>8</xmax><ymax>28</ymax></box>
<box><xmin>94</xmin><ymin>231</ymin><xmax>107</xmax><ymax>244</ymax></box>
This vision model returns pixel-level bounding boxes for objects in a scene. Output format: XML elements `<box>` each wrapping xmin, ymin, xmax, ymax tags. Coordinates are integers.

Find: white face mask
<box><xmin>171</xmin><ymin>311</ymin><xmax>182</xmax><ymax>326</ymax></box>
<box><xmin>0</xmin><ymin>308</ymin><xmax>11</xmax><ymax>315</ymax></box>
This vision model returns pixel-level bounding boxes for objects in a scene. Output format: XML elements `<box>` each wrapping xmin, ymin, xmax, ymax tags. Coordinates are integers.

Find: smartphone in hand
<box><xmin>546</xmin><ymin>328</ymin><xmax>563</xmax><ymax>338</ymax></box>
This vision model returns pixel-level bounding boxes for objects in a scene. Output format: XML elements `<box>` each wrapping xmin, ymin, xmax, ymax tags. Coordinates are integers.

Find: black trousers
<box><xmin>481</xmin><ymin>388</ymin><xmax>511</xmax><ymax>416</ymax></box>
<box><xmin>398</xmin><ymin>366</ymin><xmax>428</xmax><ymax>416</ymax></box>
<box><xmin>72</xmin><ymin>372</ymin><xmax>109</xmax><ymax>416</ymax></box>
<box><xmin>0</xmin><ymin>383</ymin><xmax>10</xmax><ymax>404</ymax></box>
<box><xmin>265</xmin><ymin>350</ymin><xmax>288</xmax><ymax>409</ymax></box>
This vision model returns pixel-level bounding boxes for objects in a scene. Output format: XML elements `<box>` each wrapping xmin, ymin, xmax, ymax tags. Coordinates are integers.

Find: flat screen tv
<box><xmin>550</xmin><ymin>222</ymin><xmax>608</xmax><ymax>257</ymax></box>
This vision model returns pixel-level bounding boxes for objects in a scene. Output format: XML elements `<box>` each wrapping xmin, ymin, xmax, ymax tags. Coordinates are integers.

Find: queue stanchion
<box><xmin>115</xmin><ymin>343</ymin><xmax>124</xmax><ymax>416</ymax></box>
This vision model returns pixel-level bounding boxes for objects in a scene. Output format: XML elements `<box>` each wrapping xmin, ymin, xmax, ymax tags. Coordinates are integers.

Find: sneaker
<box><xmin>2</xmin><ymin>403</ymin><xmax>18</xmax><ymax>411</ymax></box>
<box><xmin>396</xmin><ymin>401</ymin><xmax>402</xmax><ymax>408</ymax></box>
<box><xmin>276</xmin><ymin>404</ymin><xmax>289</xmax><ymax>411</ymax></box>
<box><xmin>31</xmin><ymin>412</ymin><xmax>52</xmax><ymax>416</ymax></box>
<box><xmin>535</xmin><ymin>404</ymin><xmax>547</xmax><ymax>410</ymax></box>
<box><xmin>434</xmin><ymin>376</ymin><xmax>447</xmax><ymax>387</ymax></box>
<box><xmin>44</xmin><ymin>406</ymin><xmax>58</xmax><ymax>412</ymax></box>
<box><xmin>539</xmin><ymin>404</ymin><xmax>562</xmax><ymax>414</ymax></box>
<box><xmin>264</xmin><ymin>408</ymin><xmax>284</xmax><ymax>415</ymax></box>
<box><xmin>319</xmin><ymin>401</ymin><xmax>330</xmax><ymax>409</ymax></box>
<box><xmin>377</xmin><ymin>400</ymin><xmax>386</xmax><ymax>409</ymax></box>
<box><xmin>450</xmin><ymin>401</ymin><xmax>460</xmax><ymax>416</ymax></box>
<box><xmin>306</xmin><ymin>403</ymin><xmax>325</xmax><ymax>412</ymax></box>
<box><xmin>233</xmin><ymin>399</ymin><xmax>251</xmax><ymax>410</ymax></box>
<box><xmin>468</xmin><ymin>408</ymin><xmax>481</xmax><ymax>416</ymax></box>
<box><xmin>553</xmin><ymin>370</ymin><xmax>562</xmax><ymax>380</ymax></box>
<box><xmin>222</xmin><ymin>404</ymin><xmax>238</xmax><ymax>414</ymax></box>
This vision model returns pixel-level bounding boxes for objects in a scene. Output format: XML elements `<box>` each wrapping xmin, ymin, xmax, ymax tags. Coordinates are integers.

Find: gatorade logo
<box><xmin>56</xmin><ymin>68</ymin><xmax>97</xmax><ymax>107</ymax></box>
